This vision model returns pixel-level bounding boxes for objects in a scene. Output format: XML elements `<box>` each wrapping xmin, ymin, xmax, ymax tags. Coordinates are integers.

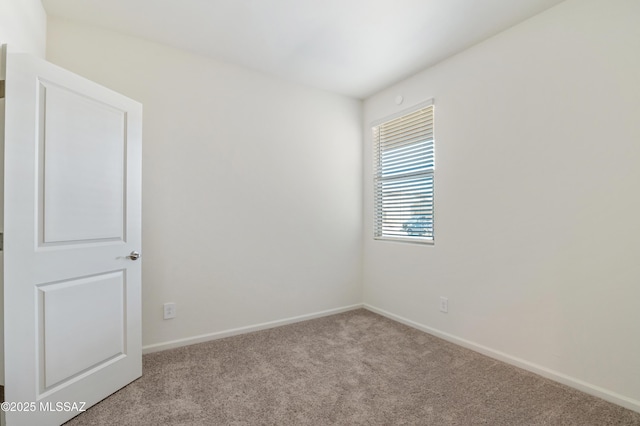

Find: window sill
<box><xmin>374</xmin><ymin>236</ymin><xmax>434</xmax><ymax>245</ymax></box>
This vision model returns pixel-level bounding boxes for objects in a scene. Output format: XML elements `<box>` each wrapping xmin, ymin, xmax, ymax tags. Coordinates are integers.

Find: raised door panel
<box><xmin>40</xmin><ymin>80</ymin><xmax>126</xmax><ymax>245</ymax></box>
<box><xmin>38</xmin><ymin>271</ymin><xmax>126</xmax><ymax>392</ymax></box>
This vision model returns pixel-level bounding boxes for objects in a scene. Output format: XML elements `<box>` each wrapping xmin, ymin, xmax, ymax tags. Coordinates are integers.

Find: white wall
<box><xmin>363</xmin><ymin>0</ymin><xmax>640</xmax><ymax>411</ymax></box>
<box><xmin>46</xmin><ymin>17</ymin><xmax>363</xmax><ymax>350</ymax></box>
<box><xmin>0</xmin><ymin>0</ymin><xmax>46</xmax><ymax>57</ymax></box>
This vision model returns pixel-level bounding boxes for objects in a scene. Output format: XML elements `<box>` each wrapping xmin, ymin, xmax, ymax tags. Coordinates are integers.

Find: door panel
<box><xmin>39</xmin><ymin>271</ymin><xmax>126</xmax><ymax>389</ymax></box>
<box><xmin>2</xmin><ymin>46</ymin><xmax>142</xmax><ymax>426</ymax></box>
<box><xmin>41</xmin><ymin>80</ymin><xmax>126</xmax><ymax>244</ymax></box>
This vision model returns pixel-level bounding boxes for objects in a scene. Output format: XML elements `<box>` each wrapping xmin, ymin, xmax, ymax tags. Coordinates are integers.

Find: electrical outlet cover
<box><xmin>163</xmin><ymin>302</ymin><xmax>176</xmax><ymax>319</ymax></box>
<box><xmin>439</xmin><ymin>297</ymin><xmax>448</xmax><ymax>313</ymax></box>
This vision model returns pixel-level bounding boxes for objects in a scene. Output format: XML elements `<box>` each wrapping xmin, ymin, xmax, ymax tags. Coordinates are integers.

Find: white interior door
<box><xmin>2</xmin><ymin>46</ymin><xmax>142</xmax><ymax>426</ymax></box>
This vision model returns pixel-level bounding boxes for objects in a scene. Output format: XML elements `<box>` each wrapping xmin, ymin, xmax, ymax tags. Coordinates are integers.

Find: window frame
<box><xmin>372</xmin><ymin>99</ymin><xmax>435</xmax><ymax>245</ymax></box>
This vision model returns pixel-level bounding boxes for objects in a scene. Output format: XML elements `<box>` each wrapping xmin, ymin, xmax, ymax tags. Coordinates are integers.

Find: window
<box><xmin>373</xmin><ymin>100</ymin><xmax>434</xmax><ymax>244</ymax></box>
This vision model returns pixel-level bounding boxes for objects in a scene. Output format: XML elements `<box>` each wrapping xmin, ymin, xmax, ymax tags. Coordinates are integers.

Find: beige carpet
<box><xmin>65</xmin><ymin>309</ymin><xmax>640</xmax><ymax>425</ymax></box>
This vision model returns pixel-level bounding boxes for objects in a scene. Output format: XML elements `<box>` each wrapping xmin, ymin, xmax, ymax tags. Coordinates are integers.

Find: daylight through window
<box><xmin>373</xmin><ymin>101</ymin><xmax>434</xmax><ymax>243</ymax></box>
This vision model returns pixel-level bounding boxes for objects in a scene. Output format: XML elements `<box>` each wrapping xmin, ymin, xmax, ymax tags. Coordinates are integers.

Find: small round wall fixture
<box><xmin>395</xmin><ymin>95</ymin><xmax>404</xmax><ymax>105</ymax></box>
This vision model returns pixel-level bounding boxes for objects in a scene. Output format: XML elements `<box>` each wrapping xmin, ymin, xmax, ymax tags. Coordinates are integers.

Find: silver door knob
<box><xmin>126</xmin><ymin>251</ymin><xmax>141</xmax><ymax>261</ymax></box>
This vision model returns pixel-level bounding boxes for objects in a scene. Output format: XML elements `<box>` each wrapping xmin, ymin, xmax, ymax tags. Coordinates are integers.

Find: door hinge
<box><xmin>0</xmin><ymin>80</ymin><xmax>4</xmax><ymax>99</ymax></box>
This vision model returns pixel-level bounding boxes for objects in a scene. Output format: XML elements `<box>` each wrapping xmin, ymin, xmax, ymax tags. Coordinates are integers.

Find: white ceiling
<box><xmin>41</xmin><ymin>0</ymin><xmax>565</xmax><ymax>99</ymax></box>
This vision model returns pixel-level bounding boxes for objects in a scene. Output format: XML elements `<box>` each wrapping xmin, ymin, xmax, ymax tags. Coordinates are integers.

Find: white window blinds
<box><xmin>373</xmin><ymin>101</ymin><xmax>434</xmax><ymax>243</ymax></box>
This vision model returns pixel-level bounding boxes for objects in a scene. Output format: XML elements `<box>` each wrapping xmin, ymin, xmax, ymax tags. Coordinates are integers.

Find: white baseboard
<box><xmin>142</xmin><ymin>303</ymin><xmax>364</xmax><ymax>354</ymax></box>
<box><xmin>363</xmin><ymin>303</ymin><xmax>640</xmax><ymax>414</ymax></box>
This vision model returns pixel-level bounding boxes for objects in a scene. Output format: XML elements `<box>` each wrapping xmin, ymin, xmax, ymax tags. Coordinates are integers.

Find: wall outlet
<box><xmin>163</xmin><ymin>302</ymin><xmax>176</xmax><ymax>319</ymax></box>
<box><xmin>439</xmin><ymin>297</ymin><xmax>448</xmax><ymax>313</ymax></box>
